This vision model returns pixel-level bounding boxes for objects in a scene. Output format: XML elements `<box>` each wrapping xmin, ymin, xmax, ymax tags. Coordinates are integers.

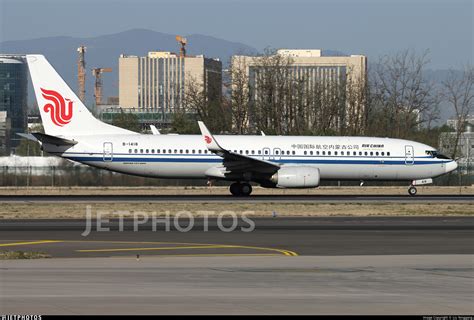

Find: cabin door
<box><xmin>405</xmin><ymin>145</ymin><xmax>414</xmax><ymax>165</ymax></box>
<box><xmin>103</xmin><ymin>142</ymin><xmax>113</xmax><ymax>162</ymax></box>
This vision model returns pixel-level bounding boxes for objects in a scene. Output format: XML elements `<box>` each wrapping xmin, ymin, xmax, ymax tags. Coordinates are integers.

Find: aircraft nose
<box><xmin>445</xmin><ymin>160</ymin><xmax>458</xmax><ymax>173</ymax></box>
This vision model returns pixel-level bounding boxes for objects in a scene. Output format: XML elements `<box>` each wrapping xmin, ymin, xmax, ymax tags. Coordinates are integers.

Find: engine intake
<box><xmin>270</xmin><ymin>166</ymin><xmax>320</xmax><ymax>188</ymax></box>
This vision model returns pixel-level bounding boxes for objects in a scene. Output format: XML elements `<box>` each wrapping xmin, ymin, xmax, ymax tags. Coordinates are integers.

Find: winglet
<box><xmin>150</xmin><ymin>125</ymin><xmax>160</xmax><ymax>135</ymax></box>
<box><xmin>197</xmin><ymin>121</ymin><xmax>224</xmax><ymax>152</ymax></box>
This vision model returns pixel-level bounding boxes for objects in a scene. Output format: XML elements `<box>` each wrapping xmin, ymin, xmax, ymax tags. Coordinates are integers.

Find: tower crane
<box><xmin>175</xmin><ymin>35</ymin><xmax>187</xmax><ymax>57</ymax></box>
<box><xmin>91</xmin><ymin>67</ymin><xmax>112</xmax><ymax>106</ymax></box>
<box><xmin>77</xmin><ymin>46</ymin><xmax>87</xmax><ymax>102</ymax></box>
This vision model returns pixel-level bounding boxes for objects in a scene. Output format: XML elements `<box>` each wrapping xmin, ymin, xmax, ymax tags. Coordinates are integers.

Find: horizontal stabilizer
<box><xmin>17</xmin><ymin>132</ymin><xmax>77</xmax><ymax>146</ymax></box>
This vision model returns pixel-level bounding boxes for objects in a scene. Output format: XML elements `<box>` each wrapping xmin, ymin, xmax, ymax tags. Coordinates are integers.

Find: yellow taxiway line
<box><xmin>0</xmin><ymin>240</ymin><xmax>63</xmax><ymax>247</ymax></box>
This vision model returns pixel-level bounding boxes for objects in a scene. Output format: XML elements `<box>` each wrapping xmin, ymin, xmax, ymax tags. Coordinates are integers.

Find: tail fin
<box><xmin>26</xmin><ymin>55</ymin><xmax>136</xmax><ymax>136</ymax></box>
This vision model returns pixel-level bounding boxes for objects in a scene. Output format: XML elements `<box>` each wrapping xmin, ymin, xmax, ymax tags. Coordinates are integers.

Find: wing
<box><xmin>197</xmin><ymin>121</ymin><xmax>280</xmax><ymax>180</ymax></box>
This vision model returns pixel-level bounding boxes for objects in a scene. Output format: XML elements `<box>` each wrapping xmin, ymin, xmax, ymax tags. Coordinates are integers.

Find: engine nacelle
<box><xmin>270</xmin><ymin>166</ymin><xmax>320</xmax><ymax>188</ymax></box>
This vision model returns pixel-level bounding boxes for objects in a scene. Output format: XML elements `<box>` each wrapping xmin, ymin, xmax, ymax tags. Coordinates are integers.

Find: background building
<box><xmin>0</xmin><ymin>111</ymin><xmax>11</xmax><ymax>155</ymax></box>
<box><xmin>0</xmin><ymin>55</ymin><xmax>28</xmax><ymax>153</ymax></box>
<box><xmin>116</xmin><ymin>51</ymin><xmax>222</xmax><ymax>128</ymax></box>
<box><xmin>446</xmin><ymin>114</ymin><xmax>474</xmax><ymax>132</ymax></box>
<box><xmin>232</xmin><ymin>49</ymin><xmax>367</xmax><ymax>132</ymax></box>
<box><xmin>439</xmin><ymin>123</ymin><xmax>474</xmax><ymax>174</ymax></box>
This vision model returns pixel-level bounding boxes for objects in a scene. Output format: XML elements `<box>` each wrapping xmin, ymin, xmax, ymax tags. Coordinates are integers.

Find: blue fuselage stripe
<box><xmin>64</xmin><ymin>156</ymin><xmax>447</xmax><ymax>166</ymax></box>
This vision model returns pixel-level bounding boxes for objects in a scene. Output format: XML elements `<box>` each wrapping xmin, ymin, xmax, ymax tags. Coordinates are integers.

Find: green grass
<box><xmin>0</xmin><ymin>250</ymin><xmax>51</xmax><ymax>260</ymax></box>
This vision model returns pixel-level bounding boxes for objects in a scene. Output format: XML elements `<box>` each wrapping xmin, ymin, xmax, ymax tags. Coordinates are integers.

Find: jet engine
<box><xmin>270</xmin><ymin>166</ymin><xmax>320</xmax><ymax>188</ymax></box>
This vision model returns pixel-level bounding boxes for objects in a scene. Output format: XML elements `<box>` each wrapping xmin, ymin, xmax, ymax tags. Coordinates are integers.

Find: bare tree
<box><xmin>442</xmin><ymin>65</ymin><xmax>474</xmax><ymax>158</ymax></box>
<box><xmin>228</xmin><ymin>56</ymin><xmax>251</xmax><ymax>134</ymax></box>
<box><xmin>369</xmin><ymin>49</ymin><xmax>439</xmax><ymax>138</ymax></box>
<box><xmin>182</xmin><ymin>76</ymin><xmax>231</xmax><ymax>133</ymax></box>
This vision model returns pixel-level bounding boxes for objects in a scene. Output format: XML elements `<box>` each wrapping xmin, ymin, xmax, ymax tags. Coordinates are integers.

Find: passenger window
<box><xmin>387</xmin><ymin>152</ymin><xmax>390</xmax><ymax>156</ymax></box>
<box><xmin>292</xmin><ymin>151</ymin><xmax>295</xmax><ymax>155</ymax></box>
<box><xmin>245</xmin><ymin>150</ymin><xmax>249</xmax><ymax>154</ymax></box>
<box><xmin>258</xmin><ymin>150</ymin><xmax>261</xmax><ymax>155</ymax></box>
<box><xmin>359</xmin><ymin>151</ymin><xmax>362</xmax><ymax>156</ymax></box>
<box><xmin>174</xmin><ymin>149</ymin><xmax>177</xmax><ymax>154</ymax></box>
<box><xmin>146</xmin><ymin>149</ymin><xmax>149</xmax><ymax>154</ymax></box>
<box><xmin>328</xmin><ymin>151</ymin><xmax>331</xmax><ymax>156</ymax></box>
<box><xmin>370</xmin><ymin>152</ymin><xmax>373</xmax><ymax>156</ymax></box>
<box><xmin>376</xmin><ymin>152</ymin><xmax>379</xmax><ymax>156</ymax></box>
<box><xmin>186</xmin><ymin>150</ymin><xmax>189</xmax><ymax>154</ymax></box>
<box><xmin>134</xmin><ymin>149</ymin><xmax>138</xmax><ymax>153</ymax></box>
<box><xmin>140</xmin><ymin>149</ymin><xmax>143</xmax><ymax>153</ymax></box>
<box><xmin>341</xmin><ymin>151</ymin><xmax>344</xmax><ymax>155</ymax></box>
<box><xmin>310</xmin><ymin>151</ymin><xmax>313</xmax><ymax>155</ymax></box>
<box><xmin>264</xmin><ymin>150</ymin><xmax>268</xmax><ymax>155</ymax></box>
<box><xmin>364</xmin><ymin>152</ymin><xmax>368</xmax><ymax>156</ymax></box>
<box><xmin>353</xmin><ymin>151</ymin><xmax>356</xmax><ymax>156</ymax></box>
<box><xmin>129</xmin><ymin>149</ymin><xmax>132</xmax><ymax>153</ymax></box>
<box><xmin>335</xmin><ymin>151</ymin><xmax>338</xmax><ymax>155</ymax></box>
<box><xmin>275</xmin><ymin>150</ymin><xmax>279</xmax><ymax>155</ymax></box>
<box><xmin>316</xmin><ymin>151</ymin><xmax>320</xmax><ymax>155</ymax></box>
<box><xmin>381</xmin><ymin>152</ymin><xmax>384</xmax><ymax>156</ymax></box>
<box><xmin>304</xmin><ymin>151</ymin><xmax>307</xmax><ymax>155</ymax></box>
<box><xmin>322</xmin><ymin>151</ymin><xmax>325</xmax><ymax>155</ymax></box>
<box><xmin>251</xmin><ymin>150</ymin><xmax>255</xmax><ymax>155</ymax></box>
<box><xmin>169</xmin><ymin>149</ymin><xmax>172</xmax><ymax>153</ymax></box>
<box><xmin>180</xmin><ymin>149</ymin><xmax>183</xmax><ymax>154</ymax></box>
<box><xmin>163</xmin><ymin>149</ymin><xmax>166</xmax><ymax>154</ymax></box>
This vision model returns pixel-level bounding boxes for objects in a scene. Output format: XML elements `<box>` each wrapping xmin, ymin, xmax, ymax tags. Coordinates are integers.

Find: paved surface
<box><xmin>0</xmin><ymin>255</ymin><xmax>472</xmax><ymax>314</ymax></box>
<box><xmin>1</xmin><ymin>194</ymin><xmax>474</xmax><ymax>203</ymax></box>
<box><xmin>0</xmin><ymin>217</ymin><xmax>473</xmax><ymax>257</ymax></box>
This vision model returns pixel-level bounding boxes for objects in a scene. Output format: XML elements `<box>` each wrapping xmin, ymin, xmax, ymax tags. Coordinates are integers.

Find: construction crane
<box><xmin>91</xmin><ymin>67</ymin><xmax>112</xmax><ymax>106</ymax></box>
<box><xmin>175</xmin><ymin>35</ymin><xmax>187</xmax><ymax>57</ymax></box>
<box><xmin>77</xmin><ymin>46</ymin><xmax>87</xmax><ymax>102</ymax></box>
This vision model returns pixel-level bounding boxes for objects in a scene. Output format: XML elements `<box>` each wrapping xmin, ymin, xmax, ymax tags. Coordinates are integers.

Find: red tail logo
<box><xmin>40</xmin><ymin>88</ymin><xmax>73</xmax><ymax>127</ymax></box>
<box><xmin>204</xmin><ymin>135</ymin><xmax>212</xmax><ymax>144</ymax></box>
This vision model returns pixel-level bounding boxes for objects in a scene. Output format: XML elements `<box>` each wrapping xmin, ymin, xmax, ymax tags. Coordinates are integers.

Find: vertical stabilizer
<box><xmin>26</xmin><ymin>55</ymin><xmax>136</xmax><ymax>136</ymax></box>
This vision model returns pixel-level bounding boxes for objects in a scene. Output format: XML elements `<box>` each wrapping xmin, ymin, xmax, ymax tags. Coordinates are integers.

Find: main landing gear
<box><xmin>408</xmin><ymin>186</ymin><xmax>417</xmax><ymax>196</ymax></box>
<box><xmin>229</xmin><ymin>182</ymin><xmax>253</xmax><ymax>196</ymax></box>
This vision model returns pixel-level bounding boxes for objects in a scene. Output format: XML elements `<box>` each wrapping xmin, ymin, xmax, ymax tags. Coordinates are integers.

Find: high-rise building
<box><xmin>232</xmin><ymin>49</ymin><xmax>367</xmax><ymax>132</ymax></box>
<box><xmin>119</xmin><ymin>52</ymin><xmax>222</xmax><ymax>113</ymax></box>
<box><xmin>0</xmin><ymin>55</ymin><xmax>28</xmax><ymax>152</ymax></box>
<box><xmin>0</xmin><ymin>111</ymin><xmax>10</xmax><ymax>155</ymax></box>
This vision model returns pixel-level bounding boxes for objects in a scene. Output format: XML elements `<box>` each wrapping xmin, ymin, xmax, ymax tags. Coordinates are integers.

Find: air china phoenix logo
<box><xmin>204</xmin><ymin>135</ymin><xmax>212</xmax><ymax>144</ymax></box>
<box><xmin>41</xmin><ymin>88</ymin><xmax>73</xmax><ymax>127</ymax></box>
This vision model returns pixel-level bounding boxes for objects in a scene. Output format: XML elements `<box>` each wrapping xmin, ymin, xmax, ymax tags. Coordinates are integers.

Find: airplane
<box><xmin>20</xmin><ymin>55</ymin><xmax>458</xmax><ymax>196</ymax></box>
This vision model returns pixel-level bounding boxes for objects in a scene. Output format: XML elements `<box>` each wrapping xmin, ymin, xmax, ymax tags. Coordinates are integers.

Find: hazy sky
<box><xmin>0</xmin><ymin>0</ymin><xmax>472</xmax><ymax>69</ymax></box>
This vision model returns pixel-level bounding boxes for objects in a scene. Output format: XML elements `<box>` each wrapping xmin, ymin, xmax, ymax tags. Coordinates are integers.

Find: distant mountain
<box><xmin>0</xmin><ymin>28</ymin><xmax>259</xmax><ymax>106</ymax></box>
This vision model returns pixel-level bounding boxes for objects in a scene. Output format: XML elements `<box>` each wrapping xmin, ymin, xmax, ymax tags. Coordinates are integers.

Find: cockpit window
<box><xmin>426</xmin><ymin>150</ymin><xmax>451</xmax><ymax>159</ymax></box>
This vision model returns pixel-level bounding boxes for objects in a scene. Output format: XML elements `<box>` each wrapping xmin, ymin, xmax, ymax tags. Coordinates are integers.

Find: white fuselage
<box><xmin>45</xmin><ymin>134</ymin><xmax>457</xmax><ymax>183</ymax></box>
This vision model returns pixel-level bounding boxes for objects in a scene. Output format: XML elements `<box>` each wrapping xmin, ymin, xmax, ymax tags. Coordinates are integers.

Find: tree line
<box><xmin>174</xmin><ymin>49</ymin><xmax>473</xmax><ymax>159</ymax></box>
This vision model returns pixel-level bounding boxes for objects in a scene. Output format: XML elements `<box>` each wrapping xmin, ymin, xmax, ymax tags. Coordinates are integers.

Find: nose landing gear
<box><xmin>229</xmin><ymin>182</ymin><xmax>253</xmax><ymax>196</ymax></box>
<box><xmin>408</xmin><ymin>186</ymin><xmax>417</xmax><ymax>196</ymax></box>
<box><xmin>408</xmin><ymin>179</ymin><xmax>432</xmax><ymax>196</ymax></box>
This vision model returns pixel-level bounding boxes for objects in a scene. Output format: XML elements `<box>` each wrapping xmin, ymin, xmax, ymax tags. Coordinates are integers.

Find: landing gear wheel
<box><xmin>240</xmin><ymin>183</ymin><xmax>252</xmax><ymax>197</ymax></box>
<box><xmin>230</xmin><ymin>183</ymin><xmax>241</xmax><ymax>196</ymax></box>
<box><xmin>408</xmin><ymin>186</ymin><xmax>417</xmax><ymax>196</ymax></box>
